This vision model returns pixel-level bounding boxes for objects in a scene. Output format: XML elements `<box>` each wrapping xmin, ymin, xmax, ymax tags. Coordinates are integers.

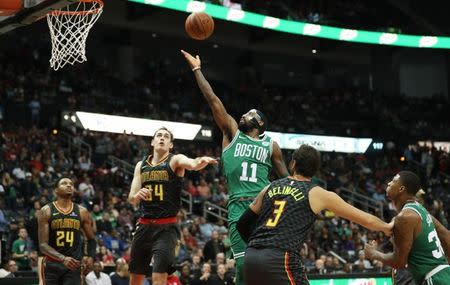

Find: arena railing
<box><xmin>203</xmin><ymin>201</ymin><xmax>228</xmax><ymax>222</ymax></box>
<box><xmin>339</xmin><ymin>187</ymin><xmax>384</xmax><ymax>217</ymax></box>
<box><xmin>107</xmin><ymin>155</ymin><xmax>134</xmax><ymax>175</ymax></box>
<box><xmin>60</xmin><ymin>131</ymin><xmax>92</xmax><ymax>158</ymax></box>
<box><xmin>182</xmin><ymin>190</ymin><xmax>193</xmax><ymax>214</ymax></box>
<box><xmin>328</xmin><ymin>250</ymin><xmax>347</xmax><ymax>264</ymax></box>
<box><xmin>407</xmin><ymin>157</ymin><xmax>450</xmax><ymax>181</ymax></box>
<box><xmin>407</xmin><ymin>159</ymin><xmax>427</xmax><ymax>178</ymax></box>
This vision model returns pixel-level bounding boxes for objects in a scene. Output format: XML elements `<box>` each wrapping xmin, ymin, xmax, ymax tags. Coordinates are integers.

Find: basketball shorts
<box><xmin>129</xmin><ymin>223</ymin><xmax>180</xmax><ymax>275</ymax></box>
<box><xmin>423</xmin><ymin>266</ymin><xmax>450</xmax><ymax>285</ymax></box>
<box><xmin>229</xmin><ymin>200</ymin><xmax>253</xmax><ymax>285</ymax></box>
<box><xmin>228</xmin><ymin>200</ymin><xmax>253</xmax><ymax>259</ymax></box>
<box><xmin>244</xmin><ymin>247</ymin><xmax>309</xmax><ymax>285</ymax></box>
<box><xmin>392</xmin><ymin>268</ymin><xmax>415</xmax><ymax>285</ymax></box>
<box><xmin>42</xmin><ymin>258</ymin><xmax>81</xmax><ymax>285</ymax></box>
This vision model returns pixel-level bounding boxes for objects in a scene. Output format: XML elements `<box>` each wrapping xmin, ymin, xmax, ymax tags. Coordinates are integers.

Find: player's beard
<box><xmin>238</xmin><ymin>121</ymin><xmax>252</xmax><ymax>133</ymax></box>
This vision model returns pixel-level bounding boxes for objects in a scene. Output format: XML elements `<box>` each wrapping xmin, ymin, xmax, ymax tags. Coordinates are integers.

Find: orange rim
<box><xmin>48</xmin><ymin>0</ymin><xmax>103</xmax><ymax>16</ymax></box>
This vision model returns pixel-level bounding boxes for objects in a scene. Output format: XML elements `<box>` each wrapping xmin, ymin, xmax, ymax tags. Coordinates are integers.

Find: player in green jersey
<box><xmin>181</xmin><ymin>50</ymin><xmax>289</xmax><ymax>285</ymax></box>
<box><xmin>365</xmin><ymin>171</ymin><xmax>450</xmax><ymax>285</ymax></box>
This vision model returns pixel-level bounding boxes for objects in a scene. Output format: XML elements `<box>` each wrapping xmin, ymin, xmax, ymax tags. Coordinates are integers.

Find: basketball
<box><xmin>185</xmin><ymin>12</ymin><xmax>214</xmax><ymax>40</ymax></box>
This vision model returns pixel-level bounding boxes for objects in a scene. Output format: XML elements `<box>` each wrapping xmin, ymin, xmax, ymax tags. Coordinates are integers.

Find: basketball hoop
<box><xmin>47</xmin><ymin>0</ymin><xmax>103</xmax><ymax>71</ymax></box>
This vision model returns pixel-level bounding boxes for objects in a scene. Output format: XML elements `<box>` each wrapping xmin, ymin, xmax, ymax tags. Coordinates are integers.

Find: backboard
<box><xmin>0</xmin><ymin>0</ymin><xmax>76</xmax><ymax>34</ymax></box>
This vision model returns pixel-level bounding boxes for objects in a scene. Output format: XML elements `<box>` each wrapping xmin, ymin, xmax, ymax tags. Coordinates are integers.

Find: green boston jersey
<box><xmin>403</xmin><ymin>202</ymin><xmax>448</xmax><ymax>284</ymax></box>
<box><xmin>221</xmin><ymin>130</ymin><xmax>273</xmax><ymax>205</ymax></box>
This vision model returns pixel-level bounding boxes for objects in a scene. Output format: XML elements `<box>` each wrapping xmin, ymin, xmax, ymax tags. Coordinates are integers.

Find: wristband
<box><xmin>86</xmin><ymin>238</ymin><xmax>97</xmax><ymax>258</ymax></box>
<box><xmin>192</xmin><ymin>66</ymin><xmax>201</xmax><ymax>72</ymax></box>
<box><xmin>236</xmin><ymin>208</ymin><xmax>259</xmax><ymax>243</ymax></box>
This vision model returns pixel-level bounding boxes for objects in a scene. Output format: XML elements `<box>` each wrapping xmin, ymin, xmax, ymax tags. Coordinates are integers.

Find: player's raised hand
<box><xmin>181</xmin><ymin>50</ymin><xmax>201</xmax><ymax>70</ymax></box>
<box><xmin>63</xmin><ymin>256</ymin><xmax>81</xmax><ymax>271</ymax></box>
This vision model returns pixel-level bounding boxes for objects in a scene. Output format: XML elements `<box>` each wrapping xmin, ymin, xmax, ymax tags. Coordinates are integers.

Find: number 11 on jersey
<box><xmin>240</xmin><ymin>162</ymin><xmax>258</xmax><ymax>182</ymax></box>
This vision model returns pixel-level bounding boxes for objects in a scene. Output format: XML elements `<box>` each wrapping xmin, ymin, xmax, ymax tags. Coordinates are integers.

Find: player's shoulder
<box><xmin>308</xmin><ymin>185</ymin><xmax>330</xmax><ymax>199</ymax></box>
<box><xmin>170</xmin><ymin>153</ymin><xmax>188</xmax><ymax>164</ymax></box>
<box><xmin>171</xmin><ymin>153</ymin><xmax>186</xmax><ymax>159</ymax></box>
<box><xmin>134</xmin><ymin>160</ymin><xmax>144</xmax><ymax>173</ymax></box>
<box><xmin>40</xmin><ymin>203</ymin><xmax>51</xmax><ymax>212</ymax></box>
<box><xmin>38</xmin><ymin>204</ymin><xmax>52</xmax><ymax>218</ymax></box>
<box><xmin>397</xmin><ymin>208</ymin><xmax>421</xmax><ymax>223</ymax></box>
<box><xmin>78</xmin><ymin>204</ymin><xmax>91</xmax><ymax>215</ymax></box>
<box><xmin>78</xmin><ymin>204</ymin><xmax>92</xmax><ymax>220</ymax></box>
<box><xmin>78</xmin><ymin>204</ymin><xmax>87</xmax><ymax>212</ymax></box>
<box><xmin>310</xmin><ymin>185</ymin><xmax>326</xmax><ymax>192</ymax></box>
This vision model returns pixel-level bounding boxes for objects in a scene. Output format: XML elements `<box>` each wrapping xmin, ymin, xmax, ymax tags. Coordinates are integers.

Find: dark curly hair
<box><xmin>53</xmin><ymin>177</ymin><xmax>72</xmax><ymax>189</ymax></box>
<box><xmin>53</xmin><ymin>177</ymin><xmax>65</xmax><ymax>189</ymax></box>
<box><xmin>292</xmin><ymin>145</ymin><xmax>321</xmax><ymax>177</ymax></box>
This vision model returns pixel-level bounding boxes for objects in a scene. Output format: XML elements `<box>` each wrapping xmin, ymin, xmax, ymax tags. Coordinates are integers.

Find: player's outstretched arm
<box><xmin>364</xmin><ymin>211</ymin><xmax>418</xmax><ymax>268</ymax></box>
<box><xmin>309</xmin><ymin>186</ymin><xmax>392</xmax><ymax>235</ymax></box>
<box><xmin>181</xmin><ymin>50</ymin><xmax>238</xmax><ymax>140</ymax></box>
<box><xmin>172</xmin><ymin>154</ymin><xmax>218</xmax><ymax>171</ymax></box>
<box><xmin>127</xmin><ymin>161</ymin><xmax>148</xmax><ymax>206</ymax></box>
<box><xmin>271</xmin><ymin>142</ymin><xmax>289</xmax><ymax>178</ymax></box>
<box><xmin>37</xmin><ymin>206</ymin><xmax>80</xmax><ymax>270</ymax></box>
<box><xmin>432</xmin><ymin>216</ymin><xmax>450</xmax><ymax>259</ymax></box>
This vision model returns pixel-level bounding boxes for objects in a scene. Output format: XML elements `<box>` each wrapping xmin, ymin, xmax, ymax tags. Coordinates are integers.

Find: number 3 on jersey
<box><xmin>266</xmin><ymin>200</ymin><xmax>286</xmax><ymax>227</ymax></box>
<box><xmin>428</xmin><ymin>229</ymin><xmax>445</xmax><ymax>259</ymax></box>
<box><xmin>240</xmin><ymin>162</ymin><xmax>258</xmax><ymax>182</ymax></box>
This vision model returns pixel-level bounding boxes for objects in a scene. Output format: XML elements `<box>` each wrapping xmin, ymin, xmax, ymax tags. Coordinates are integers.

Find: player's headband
<box><xmin>250</xmin><ymin>109</ymin><xmax>267</xmax><ymax>134</ymax></box>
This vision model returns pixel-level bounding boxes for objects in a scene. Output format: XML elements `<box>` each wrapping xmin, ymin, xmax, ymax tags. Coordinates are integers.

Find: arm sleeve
<box><xmin>236</xmin><ymin>208</ymin><xmax>260</xmax><ymax>243</ymax></box>
<box><xmin>86</xmin><ymin>238</ymin><xmax>97</xmax><ymax>258</ymax></box>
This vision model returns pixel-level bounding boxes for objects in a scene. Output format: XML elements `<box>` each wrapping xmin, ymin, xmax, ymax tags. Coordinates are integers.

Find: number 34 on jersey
<box><xmin>144</xmin><ymin>184</ymin><xmax>164</xmax><ymax>201</ymax></box>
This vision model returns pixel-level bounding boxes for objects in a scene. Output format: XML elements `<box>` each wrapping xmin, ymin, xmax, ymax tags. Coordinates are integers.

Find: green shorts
<box><xmin>228</xmin><ymin>200</ymin><xmax>254</xmax><ymax>285</ymax></box>
<box><xmin>423</xmin><ymin>266</ymin><xmax>450</xmax><ymax>285</ymax></box>
<box><xmin>228</xmin><ymin>200</ymin><xmax>253</xmax><ymax>259</ymax></box>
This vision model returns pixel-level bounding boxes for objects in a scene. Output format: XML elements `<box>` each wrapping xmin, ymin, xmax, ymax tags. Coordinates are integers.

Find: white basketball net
<box><xmin>47</xmin><ymin>0</ymin><xmax>103</xmax><ymax>71</ymax></box>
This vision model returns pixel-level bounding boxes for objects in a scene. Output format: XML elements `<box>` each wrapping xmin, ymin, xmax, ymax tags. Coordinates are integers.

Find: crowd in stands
<box><xmin>0</xmin><ymin>120</ymin><xmax>448</xmax><ymax>283</ymax></box>
<box><xmin>1</xmin><ymin>39</ymin><xmax>450</xmax><ymax>142</ymax></box>
<box><xmin>0</xmin><ymin>25</ymin><xmax>449</xmax><ymax>284</ymax></box>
